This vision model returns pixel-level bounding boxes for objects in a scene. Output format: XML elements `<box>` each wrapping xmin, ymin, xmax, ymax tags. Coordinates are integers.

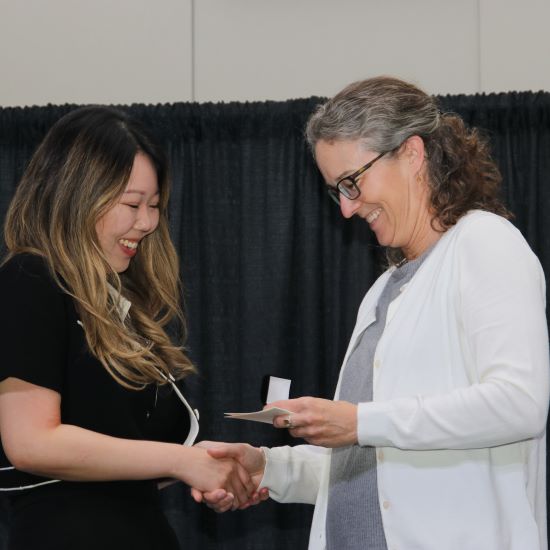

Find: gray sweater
<box><xmin>326</xmin><ymin>253</ymin><xmax>429</xmax><ymax>550</ymax></box>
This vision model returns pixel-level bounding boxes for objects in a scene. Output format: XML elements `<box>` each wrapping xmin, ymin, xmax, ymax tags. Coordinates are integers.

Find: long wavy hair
<box><xmin>3</xmin><ymin>106</ymin><xmax>195</xmax><ymax>388</ymax></box>
<box><xmin>306</xmin><ymin>76</ymin><xmax>511</xmax><ymax>262</ymax></box>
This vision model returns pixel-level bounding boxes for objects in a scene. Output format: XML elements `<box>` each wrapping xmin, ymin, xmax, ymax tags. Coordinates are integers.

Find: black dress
<box><xmin>0</xmin><ymin>254</ymin><xmax>192</xmax><ymax>550</ymax></box>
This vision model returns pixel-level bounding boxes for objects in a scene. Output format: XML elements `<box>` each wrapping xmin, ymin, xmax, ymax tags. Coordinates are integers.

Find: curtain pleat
<box><xmin>0</xmin><ymin>91</ymin><xmax>549</xmax><ymax>549</ymax></box>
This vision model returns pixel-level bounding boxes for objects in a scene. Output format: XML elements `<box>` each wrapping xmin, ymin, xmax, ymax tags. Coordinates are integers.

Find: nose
<box><xmin>134</xmin><ymin>205</ymin><xmax>157</xmax><ymax>233</ymax></box>
<box><xmin>339</xmin><ymin>195</ymin><xmax>360</xmax><ymax>219</ymax></box>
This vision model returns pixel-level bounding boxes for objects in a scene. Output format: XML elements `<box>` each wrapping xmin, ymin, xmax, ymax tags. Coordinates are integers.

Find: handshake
<box><xmin>186</xmin><ymin>440</ymin><xmax>269</xmax><ymax>513</ymax></box>
<box><xmin>182</xmin><ymin>396</ymin><xmax>358</xmax><ymax>512</ymax></box>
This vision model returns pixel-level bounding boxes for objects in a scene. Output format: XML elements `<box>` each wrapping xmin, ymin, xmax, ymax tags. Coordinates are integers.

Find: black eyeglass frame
<box><xmin>326</xmin><ymin>151</ymin><xmax>387</xmax><ymax>205</ymax></box>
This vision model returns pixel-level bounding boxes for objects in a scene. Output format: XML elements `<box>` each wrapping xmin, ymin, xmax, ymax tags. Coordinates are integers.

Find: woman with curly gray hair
<box><xmin>196</xmin><ymin>76</ymin><xmax>549</xmax><ymax>550</ymax></box>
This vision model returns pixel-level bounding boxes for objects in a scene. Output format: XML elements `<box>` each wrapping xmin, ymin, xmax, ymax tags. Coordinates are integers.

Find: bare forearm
<box><xmin>8</xmin><ymin>424</ymin><xmax>256</xmax><ymax>503</ymax></box>
<box><xmin>10</xmin><ymin>423</ymin><xmax>186</xmax><ymax>482</ymax></box>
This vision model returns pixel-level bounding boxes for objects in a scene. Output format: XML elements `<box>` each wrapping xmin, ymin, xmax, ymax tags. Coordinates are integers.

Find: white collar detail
<box><xmin>107</xmin><ymin>283</ymin><xmax>132</xmax><ymax>321</ymax></box>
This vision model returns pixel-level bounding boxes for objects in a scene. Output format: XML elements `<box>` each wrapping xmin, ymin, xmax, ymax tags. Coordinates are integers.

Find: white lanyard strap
<box><xmin>159</xmin><ymin>372</ymin><xmax>200</xmax><ymax>446</ymax></box>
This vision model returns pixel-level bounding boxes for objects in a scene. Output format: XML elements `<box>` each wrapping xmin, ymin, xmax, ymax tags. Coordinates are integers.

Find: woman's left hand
<box><xmin>268</xmin><ymin>397</ymin><xmax>358</xmax><ymax>447</ymax></box>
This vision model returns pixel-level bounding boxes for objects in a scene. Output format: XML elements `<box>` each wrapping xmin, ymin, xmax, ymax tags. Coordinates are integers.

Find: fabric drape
<box><xmin>0</xmin><ymin>91</ymin><xmax>549</xmax><ymax>549</ymax></box>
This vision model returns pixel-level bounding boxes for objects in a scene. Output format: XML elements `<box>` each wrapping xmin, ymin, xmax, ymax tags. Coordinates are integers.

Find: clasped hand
<box><xmin>190</xmin><ymin>441</ymin><xmax>268</xmax><ymax>513</ymax></box>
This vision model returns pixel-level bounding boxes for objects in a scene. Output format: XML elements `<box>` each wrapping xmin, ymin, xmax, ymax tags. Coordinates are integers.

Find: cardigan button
<box><xmin>374</xmin><ymin>359</ymin><xmax>381</xmax><ymax>369</ymax></box>
<box><xmin>383</xmin><ymin>500</ymin><xmax>390</xmax><ymax>510</ymax></box>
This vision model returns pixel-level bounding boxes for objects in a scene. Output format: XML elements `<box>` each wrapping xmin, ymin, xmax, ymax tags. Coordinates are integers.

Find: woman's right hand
<box><xmin>176</xmin><ymin>446</ymin><xmax>256</xmax><ymax>509</ymax></box>
<box><xmin>190</xmin><ymin>441</ymin><xmax>268</xmax><ymax>512</ymax></box>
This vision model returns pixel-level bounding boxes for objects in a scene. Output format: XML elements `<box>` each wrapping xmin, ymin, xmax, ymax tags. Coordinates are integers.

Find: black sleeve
<box><xmin>0</xmin><ymin>254</ymin><xmax>67</xmax><ymax>392</ymax></box>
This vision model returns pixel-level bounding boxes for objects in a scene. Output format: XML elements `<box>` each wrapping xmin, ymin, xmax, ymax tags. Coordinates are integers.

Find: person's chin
<box><xmin>372</xmin><ymin>230</ymin><xmax>390</xmax><ymax>247</ymax></box>
<box><xmin>109</xmin><ymin>257</ymin><xmax>131</xmax><ymax>273</ymax></box>
<box><xmin>117</xmin><ymin>261</ymin><xmax>131</xmax><ymax>273</ymax></box>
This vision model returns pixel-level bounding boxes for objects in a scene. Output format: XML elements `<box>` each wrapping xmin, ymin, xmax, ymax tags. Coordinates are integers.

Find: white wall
<box><xmin>0</xmin><ymin>0</ymin><xmax>549</xmax><ymax>107</ymax></box>
<box><xmin>0</xmin><ymin>0</ymin><xmax>193</xmax><ymax>106</ymax></box>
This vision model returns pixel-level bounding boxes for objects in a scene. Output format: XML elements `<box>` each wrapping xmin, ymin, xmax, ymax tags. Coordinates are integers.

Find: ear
<box><xmin>403</xmin><ymin>135</ymin><xmax>426</xmax><ymax>173</ymax></box>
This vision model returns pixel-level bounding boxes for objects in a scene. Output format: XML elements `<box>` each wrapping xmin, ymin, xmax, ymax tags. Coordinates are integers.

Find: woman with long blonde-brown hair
<box><xmin>0</xmin><ymin>106</ymin><xmax>255</xmax><ymax>550</ymax></box>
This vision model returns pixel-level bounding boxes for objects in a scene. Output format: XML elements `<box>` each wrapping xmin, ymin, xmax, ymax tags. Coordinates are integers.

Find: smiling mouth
<box><xmin>119</xmin><ymin>239</ymin><xmax>138</xmax><ymax>250</ymax></box>
<box><xmin>366</xmin><ymin>208</ymin><xmax>382</xmax><ymax>223</ymax></box>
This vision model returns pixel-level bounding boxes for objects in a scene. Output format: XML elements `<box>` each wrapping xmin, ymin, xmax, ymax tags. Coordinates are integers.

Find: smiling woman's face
<box><xmin>315</xmin><ymin>137</ymin><xmax>438</xmax><ymax>259</ymax></box>
<box><xmin>95</xmin><ymin>153</ymin><xmax>160</xmax><ymax>273</ymax></box>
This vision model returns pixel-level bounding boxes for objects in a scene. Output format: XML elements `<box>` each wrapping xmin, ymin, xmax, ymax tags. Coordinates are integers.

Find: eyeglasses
<box><xmin>325</xmin><ymin>151</ymin><xmax>387</xmax><ymax>205</ymax></box>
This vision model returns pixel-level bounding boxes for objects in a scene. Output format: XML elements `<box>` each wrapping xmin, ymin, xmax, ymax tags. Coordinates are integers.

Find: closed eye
<box><xmin>122</xmin><ymin>203</ymin><xmax>159</xmax><ymax>209</ymax></box>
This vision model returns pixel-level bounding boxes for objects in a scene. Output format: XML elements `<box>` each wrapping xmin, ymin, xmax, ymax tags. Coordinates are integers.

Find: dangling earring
<box><xmin>416</xmin><ymin>173</ymin><xmax>423</xmax><ymax>185</ymax></box>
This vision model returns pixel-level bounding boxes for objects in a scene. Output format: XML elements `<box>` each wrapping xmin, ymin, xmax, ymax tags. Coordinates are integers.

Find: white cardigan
<box><xmin>261</xmin><ymin>211</ymin><xmax>550</xmax><ymax>550</ymax></box>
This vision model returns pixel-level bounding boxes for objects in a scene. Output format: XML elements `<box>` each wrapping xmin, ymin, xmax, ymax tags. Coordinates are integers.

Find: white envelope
<box><xmin>224</xmin><ymin>406</ymin><xmax>292</xmax><ymax>424</ymax></box>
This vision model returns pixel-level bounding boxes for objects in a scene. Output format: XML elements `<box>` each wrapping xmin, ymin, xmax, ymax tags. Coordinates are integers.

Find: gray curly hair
<box><xmin>306</xmin><ymin>76</ymin><xmax>441</xmax><ymax>154</ymax></box>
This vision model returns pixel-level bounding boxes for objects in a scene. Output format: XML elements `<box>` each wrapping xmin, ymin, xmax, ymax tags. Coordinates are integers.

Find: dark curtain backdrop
<box><xmin>0</xmin><ymin>91</ymin><xmax>549</xmax><ymax>549</ymax></box>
